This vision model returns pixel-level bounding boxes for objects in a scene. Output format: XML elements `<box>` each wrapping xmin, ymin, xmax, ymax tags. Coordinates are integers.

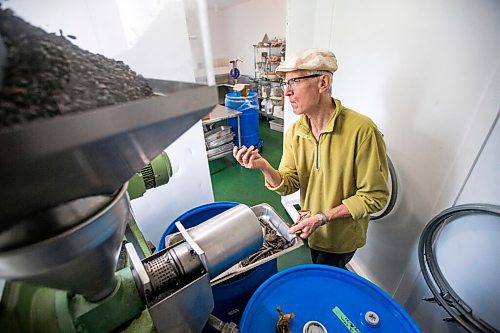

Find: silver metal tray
<box><xmin>207</xmin><ymin>149</ymin><xmax>233</xmax><ymax>161</ymax></box>
<box><xmin>210</xmin><ymin>203</ymin><xmax>303</xmax><ymax>285</ymax></box>
<box><xmin>204</xmin><ymin>125</ymin><xmax>232</xmax><ymax>142</ymax></box>
<box><xmin>207</xmin><ymin>142</ymin><xmax>234</xmax><ymax>159</ymax></box>
<box><xmin>206</xmin><ymin>132</ymin><xmax>234</xmax><ymax>149</ymax></box>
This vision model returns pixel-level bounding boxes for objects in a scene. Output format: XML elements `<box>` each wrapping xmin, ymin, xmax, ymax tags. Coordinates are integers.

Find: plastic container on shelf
<box><xmin>225</xmin><ymin>91</ymin><xmax>261</xmax><ymax>148</ymax></box>
<box><xmin>261</xmin><ymin>97</ymin><xmax>267</xmax><ymax>113</ymax></box>
<box><xmin>266</xmin><ymin>99</ymin><xmax>274</xmax><ymax>115</ymax></box>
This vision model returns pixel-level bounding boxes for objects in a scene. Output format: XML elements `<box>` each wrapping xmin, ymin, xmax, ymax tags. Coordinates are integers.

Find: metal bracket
<box><xmin>443</xmin><ymin>317</ymin><xmax>457</xmax><ymax>323</ymax></box>
<box><xmin>125</xmin><ymin>242</ymin><xmax>152</xmax><ymax>298</ymax></box>
<box><xmin>174</xmin><ymin>221</ymin><xmax>208</xmax><ymax>271</ymax></box>
<box><xmin>422</xmin><ymin>296</ymin><xmax>437</xmax><ymax>303</ymax></box>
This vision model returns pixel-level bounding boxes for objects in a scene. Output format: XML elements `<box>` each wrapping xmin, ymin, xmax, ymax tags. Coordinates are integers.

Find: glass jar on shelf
<box><xmin>261</xmin><ymin>88</ymin><xmax>268</xmax><ymax>113</ymax></box>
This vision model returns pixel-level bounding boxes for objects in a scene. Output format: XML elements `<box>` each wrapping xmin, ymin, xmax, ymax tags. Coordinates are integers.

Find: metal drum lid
<box><xmin>240</xmin><ymin>264</ymin><xmax>420</xmax><ymax>333</ymax></box>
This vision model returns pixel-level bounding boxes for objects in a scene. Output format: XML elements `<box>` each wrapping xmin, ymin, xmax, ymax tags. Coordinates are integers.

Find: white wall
<box><xmin>4</xmin><ymin>0</ymin><xmax>215</xmax><ymax>245</ymax></box>
<box><xmin>285</xmin><ymin>0</ymin><xmax>500</xmax><ymax>330</ymax></box>
<box><xmin>208</xmin><ymin>9</ymin><xmax>229</xmax><ymax>68</ymax></box>
<box><xmin>455</xmin><ymin>114</ymin><xmax>500</xmax><ymax>206</ymax></box>
<box><xmin>208</xmin><ymin>0</ymin><xmax>287</xmax><ymax>76</ymax></box>
<box><xmin>329</xmin><ymin>0</ymin><xmax>500</xmax><ymax>294</ymax></box>
<box><xmin>130</xmin><ymin>122</ymin><xmax>215</xmax><ymax>246</ymax></box>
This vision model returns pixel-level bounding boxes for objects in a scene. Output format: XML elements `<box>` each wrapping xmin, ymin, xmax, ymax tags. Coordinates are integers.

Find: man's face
<box><xmin>283</xmin><ymin>70</ymin><xmax>322</xmax><ymax>115</ymax></box>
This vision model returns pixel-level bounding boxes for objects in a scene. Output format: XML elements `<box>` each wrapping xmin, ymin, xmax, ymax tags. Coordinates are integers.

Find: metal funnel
<box><xmin>0</xmin><ymin>80</ymin><xmax>217</xmax><ymax>226</ymax></box>
<box><xmin>0</xmin><ymin>184</ymin><xmax>130</xmax><ymax>302</ymax></box>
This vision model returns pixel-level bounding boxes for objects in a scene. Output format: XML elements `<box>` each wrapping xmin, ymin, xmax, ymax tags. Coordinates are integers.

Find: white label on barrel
<box><xmin>332</xmin><ymin>306</ymin><xmax>361</xmax><ymax>333</ymax></box>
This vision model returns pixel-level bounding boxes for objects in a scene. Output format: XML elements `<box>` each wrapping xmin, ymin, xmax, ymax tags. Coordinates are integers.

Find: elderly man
<box><xmin>233</xmin><ymin>48</ymin><xmax>389</xmax><ymax>269</ymax></box>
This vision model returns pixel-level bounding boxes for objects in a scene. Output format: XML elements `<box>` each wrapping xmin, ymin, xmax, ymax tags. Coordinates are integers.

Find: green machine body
<box><xmin>127</xmin><ymin>152</ymin><xmax>173</xmax><ymax>200</ymax></box>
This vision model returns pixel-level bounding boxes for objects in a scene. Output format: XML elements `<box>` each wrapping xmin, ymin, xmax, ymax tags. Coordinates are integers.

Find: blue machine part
<box><xmin>229</xmin><ymin>67</ymin><xmax>240</xmax><ymax>80</ymax></box>
<box><xmin>240</xmin><ymin>264</ymin><xmax>421</xmax><ymax>333</ymax></box>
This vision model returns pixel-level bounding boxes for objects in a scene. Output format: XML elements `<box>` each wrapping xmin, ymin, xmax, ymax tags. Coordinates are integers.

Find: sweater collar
<box><xmin>296</xmin><ymin>98</ymin><xmax>343</xmax><ymax>138</ymax></box>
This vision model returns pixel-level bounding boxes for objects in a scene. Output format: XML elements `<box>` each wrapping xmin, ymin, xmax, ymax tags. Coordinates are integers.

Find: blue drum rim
<box><xmin>240</xmin><ymin>264</ymin><xmax>420</xmax><ymax>332</ymax></box>
<box><xmin>225</xmin><ymin>91</ymin><xmax>258</xmax><ymax>99</ymax></box>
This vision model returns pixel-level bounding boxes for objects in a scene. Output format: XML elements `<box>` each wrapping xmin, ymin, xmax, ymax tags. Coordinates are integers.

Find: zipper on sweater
<box><xmin>315</xmin><ymin>134</ymin><xmax>323</xmax><ymax>170</ymax></box>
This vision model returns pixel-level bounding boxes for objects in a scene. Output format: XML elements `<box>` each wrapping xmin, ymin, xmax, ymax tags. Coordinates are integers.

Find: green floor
<box><xmin>209</xmin><ymin>118</ymin><xmax>312</xmax><ymax>270</ymax></box>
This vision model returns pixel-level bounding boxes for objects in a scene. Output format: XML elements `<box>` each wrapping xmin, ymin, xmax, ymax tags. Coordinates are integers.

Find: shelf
<box><xmin>203</xmin><ymin>105</ymin><xmax>242</xmax><ymax>160</ymax></box>
<box><xmin>202</xmin><ymin>105</ymin><xmax>242</xmax><ymax>125</ymax></box>
<box><xmin>270</xmin><ymin>118</ymin><xmax>284</xmax><ymax>132</ymax></box>
<box><xmin>253</xmin><ymin>45</ymin><xmax>285</xmax><ymax>48</ymax></box>
<box><xmin>254</xmin><ymin>40</ymin><xmax>286</xmax><ymax>112</ymax></box>
<box><xmin>259</xmin><ymin>111</ymin><xmax>275</xmax><ymax>119</ymax></box>
<box><xmin>256</xmin><ymin>79</ymin><xmax>281</xmax><ymax>83</ymax></box>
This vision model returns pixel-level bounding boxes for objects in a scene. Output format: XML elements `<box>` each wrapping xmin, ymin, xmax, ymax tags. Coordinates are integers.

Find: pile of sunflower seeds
<box><xmin>240</xmin><ymin>217</ymin><xmax>293</xmax><ymax>267</ymax></box>
<box><xmin>0</xmin><ymin>8</ymin><xmax>153</xmax><ymax>128</ymax></box>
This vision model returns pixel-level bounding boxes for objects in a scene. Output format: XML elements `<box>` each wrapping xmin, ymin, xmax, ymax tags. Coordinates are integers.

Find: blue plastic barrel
<box><xmin>225</xmin><ymin>91</ymin><xmax>261</xmax><ymax>148</ymax></box>
<box><xmin>240</xmin><ymin>264</ymin><xmax>421</xmax><ymax>333</ymax></box>
<box><xmin>158</xmin><ymin>202</ymin><xmax>277</xmax><ymax>327</ymax></box>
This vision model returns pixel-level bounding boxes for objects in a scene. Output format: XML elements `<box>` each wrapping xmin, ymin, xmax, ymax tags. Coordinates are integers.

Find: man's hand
<box><xmin>233</xmin><ymin>145</ymin><xmax>283</xmax><ymax>188</ymax></box>
<box><xmin>288</xmin><ymin>213</ymin><xmax>324</xmax><ymax>239</ymax></box>
<box><xmin>233</xmin><ymin>145</ymin><xmax>267</xmax><ymax>170</ymax></box>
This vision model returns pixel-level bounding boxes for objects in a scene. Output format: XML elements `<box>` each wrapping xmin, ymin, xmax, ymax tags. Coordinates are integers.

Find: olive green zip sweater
<box><xmin>267</xmin><ymin>99</ymin><xmax>389</xmax><ymax>253</ymax></box>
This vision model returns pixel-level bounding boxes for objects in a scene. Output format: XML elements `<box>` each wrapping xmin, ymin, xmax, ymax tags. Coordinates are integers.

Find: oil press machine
<box><xmin>0</xmin><ymin>5</ymin><xmax>264</xmax><ymax>331</ymax></box>
<box><xmin>0</xmin><ymin>70</ymin><xmax>264</xmax><ymax>333</ymax></box>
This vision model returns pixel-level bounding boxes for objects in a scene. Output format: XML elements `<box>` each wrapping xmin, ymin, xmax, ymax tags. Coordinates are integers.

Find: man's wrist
<box><xmin>316</xmin><ymin>212</ymin><xmax>328</xmax><ymax>225</ymax></box>
<box><xmin>258</xmin><ymin>157</ymin><xmax>272</xmax><ymax>169</ymax></box>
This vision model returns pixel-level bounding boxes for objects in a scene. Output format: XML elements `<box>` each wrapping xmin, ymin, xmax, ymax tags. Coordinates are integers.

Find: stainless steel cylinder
<box><xmin>143</xmin><ymin>241</ymin><xmax>204</xmax><ymax>298</ymax></box>
<box><xmin>187</xmin><ymin>204</ymin><xmax>263</xmax><ymax>278</ymax></box>
<box><xmin>170</xmin><ymin>241</ymin><xmax>205</xmax><ymax>280</ymax></box>
<box><xmin>135</xmin><ymin>204</ymin><xmax>263</xmax><ymax>302</ymax></box>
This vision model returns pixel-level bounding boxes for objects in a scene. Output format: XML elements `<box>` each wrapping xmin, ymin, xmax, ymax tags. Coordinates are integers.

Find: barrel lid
<box><xmin>240</xmin><ymin>264</ymin><xmax>420</xmax><ymax>333</ymax></box>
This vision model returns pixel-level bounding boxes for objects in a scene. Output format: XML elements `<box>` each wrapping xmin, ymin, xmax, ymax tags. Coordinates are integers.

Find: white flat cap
<box><xmin>275</xmin><ymin>48</ymin><xmax>338</xmax><ymax>77</ymax></box>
